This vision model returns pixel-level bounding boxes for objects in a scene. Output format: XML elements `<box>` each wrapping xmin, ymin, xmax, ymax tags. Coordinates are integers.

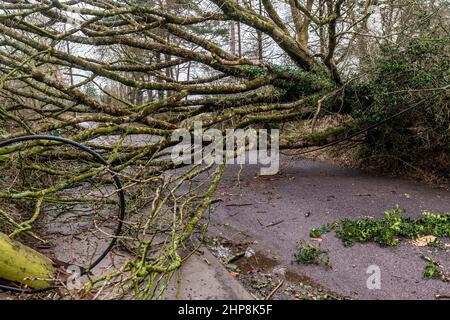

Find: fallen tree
<box><xmin>0</xmin><ymin>232</ymin><xmax>56</xmax><ymax>289</ymax></box>
<box><xmin>0</xmin><ymin>0</ymin><xmax>447</xmax><ymax>298</ymax></box>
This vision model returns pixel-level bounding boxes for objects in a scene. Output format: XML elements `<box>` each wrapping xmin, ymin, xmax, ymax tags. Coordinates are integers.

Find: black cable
<box><xmin>0</xmin><ymin>135</ymin><xmax>126</xmax><ymax>294</ymax></box>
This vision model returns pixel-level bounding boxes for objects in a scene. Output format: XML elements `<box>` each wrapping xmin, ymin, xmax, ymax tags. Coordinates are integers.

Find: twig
<box><xmin>225</xmin><ymin>203</ymin><xmax>253</xmax><ymax>207</ymax></box>
<box><xmin>265</xmin><ymin>280</ymin><xmax>284</xmax><ymax>300</ymax></box>
<box><xmin>226</xmin><ymin>252</ymin><xmax>245</xmax><ymax>264</ymax></box>
<box><xmin>266</xmin><ymin>220</ymin><xmax>284</xmax><ymax>228</ymax></box>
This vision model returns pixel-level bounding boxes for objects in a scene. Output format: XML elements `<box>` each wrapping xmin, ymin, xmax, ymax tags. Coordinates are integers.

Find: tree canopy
<box><xmin>0</xmin><ymin>0</ymin><xmax>448</xmax><ymax>298</ymax></box>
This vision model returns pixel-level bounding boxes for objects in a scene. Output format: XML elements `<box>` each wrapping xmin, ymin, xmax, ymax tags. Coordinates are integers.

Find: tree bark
<box><xmin>0</xmin><ymin>232</ymin><xmax>56</xmax><ymax>289</ymax></box>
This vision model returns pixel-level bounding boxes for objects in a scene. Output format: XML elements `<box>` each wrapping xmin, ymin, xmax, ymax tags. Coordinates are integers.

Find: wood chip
<box><xmin>411</xmin><ymin>235</ymin><xmax>437</xmax><ymax>247</ymax></box>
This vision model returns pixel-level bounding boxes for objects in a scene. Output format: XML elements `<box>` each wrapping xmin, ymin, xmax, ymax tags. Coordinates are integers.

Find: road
<box><xmin>208</xmin><ymin>157</ymin><xmax>450</xmax><ymax>299</ymax></box>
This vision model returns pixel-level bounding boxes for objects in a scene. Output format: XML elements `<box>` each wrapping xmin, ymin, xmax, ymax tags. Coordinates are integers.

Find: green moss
<box><xmin>304</xmin><ymin>125</ymin><xmax>348</xmax><ymax>143</ymax></box>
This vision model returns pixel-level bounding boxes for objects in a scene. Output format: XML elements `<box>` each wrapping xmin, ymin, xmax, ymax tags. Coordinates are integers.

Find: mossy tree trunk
<box><xmin>0</xmin><ymin>232</ymin><xmax>56</xmax><ymax>289</ymax></box>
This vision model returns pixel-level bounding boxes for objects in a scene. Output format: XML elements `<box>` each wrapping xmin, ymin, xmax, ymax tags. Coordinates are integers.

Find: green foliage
<box><xmin>239</xmin><ymin>65</ymin><xmax>268</xmax><ymax>79</ymax></box>
<box><xmin>310</xmin><ymin>206</ymin><xmax>450</xmax><ymax>247</ymax></box>
<box><xmin>293</xmin><ymin>241</ymin><xmax>331</xmax><ymax>269</ymax></box>
<box><xmin>426</xmin><ymin>238</ymin><xmax>445</xmax><ymax>250</ymax></box>
<box><xmin>355</xmin><ymin>35</ymin><xmax>450</xmax><ymax>177</ymax></box>
<box><xmin>239</xmin><ymin>65</ymin><xmax>335</xmax><ymax>98</ymax></box>
<box><xmin>419</xmin><ymin>211</ymin><xmax>450</xmax><ymax>237</ymax></box>
<box><xmin>422</xmin><ymin>256</ymin><xmax>449</xmax><ymax>282</ymax></box>
<box><xmin>423</xmin><ymin>257</ymin><xmax>440</xmax><ymax>279</ymax></box>
<box><xmin>310</xmin><ymin>221</ymin><xmax>339</xmax><ymax>238</ymax></box>
<box><xmin>337</xmin><ymin>207</ymin><xmax>403</xmax><ymax>246</ymax></box>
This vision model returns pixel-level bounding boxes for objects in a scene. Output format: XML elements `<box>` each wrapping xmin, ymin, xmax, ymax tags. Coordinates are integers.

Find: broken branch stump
<box><xmin>0</xmin><ymin>232</ymin><xmax>56</xmax><ymax>289</ymax></box>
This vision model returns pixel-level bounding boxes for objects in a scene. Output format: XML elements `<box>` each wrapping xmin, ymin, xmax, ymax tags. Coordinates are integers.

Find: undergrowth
<box><xmin>309</xmin><ymin>206</ymin><xmax>450</xmax><ymax>282</ymax></box>
<box><xmin>310</xmin><ymin>206</ymin><xmax>450</xmax><ymax>247</ymax></box>
<box><xmin>293</xmin><ymin>241</ymin><xmax>331</xmax><ymax>269</ymax></box>
<box><xmin>422</xmin><ymin>256</ymin><xmax>449</xmax><ymax>282</ymax></box>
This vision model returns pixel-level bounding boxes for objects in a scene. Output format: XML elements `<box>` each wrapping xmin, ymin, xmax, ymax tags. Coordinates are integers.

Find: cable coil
<box><xmin>0</xmin><ymin>135</ymin><xmax>126</xmax><ymax>294</ymax></box>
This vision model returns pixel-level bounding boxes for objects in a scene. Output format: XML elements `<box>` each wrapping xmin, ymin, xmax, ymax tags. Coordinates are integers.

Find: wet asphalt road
<box><xmin>208</xmin><ymin>158</ymin><xmax>450</xmax><ymax>300</ymax></box>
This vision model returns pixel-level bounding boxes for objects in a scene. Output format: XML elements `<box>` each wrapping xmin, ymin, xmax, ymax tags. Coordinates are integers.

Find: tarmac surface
<box><xmin>208</xmin><ymin>158</ymin><xmax>450</xmax><ymax>299</ymax></box>
<box><xmin>1</xmin><ymin>157</ymin><xmax>448</xmax><ymax>300</ymax></box>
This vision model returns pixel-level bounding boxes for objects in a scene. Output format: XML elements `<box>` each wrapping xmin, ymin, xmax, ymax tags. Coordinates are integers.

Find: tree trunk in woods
<box><xmin>0</xmin><ymin>232</ymin><xmax>56</xmax><ymax>289</ymax></box>
<box><xmin>257</xmin><ymin>0</ymin><xmax>263</xmax><ymax>61</ymax></box>
<box><xmin>230</xmin><ymin>21</ymin><xmax>236</xmax><ymax>56</ymax></box>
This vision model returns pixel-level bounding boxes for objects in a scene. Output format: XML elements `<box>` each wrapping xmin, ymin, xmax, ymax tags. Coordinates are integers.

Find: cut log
<box><xmin>0</xmin><ymin>232</ymin><xmax>56</xmax><ymax>289</ymax></box>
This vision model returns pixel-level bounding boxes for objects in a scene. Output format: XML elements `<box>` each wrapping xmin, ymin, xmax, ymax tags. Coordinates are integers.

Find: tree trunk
<box><xmin>230</xmin><ymin>21</ymin><xmax>236</xmax><ymax>56</ymax></box>
<box><xmin>0</xmin><ymin>232</ymin><xmax>56</xmax><ymax>289</ymax></box>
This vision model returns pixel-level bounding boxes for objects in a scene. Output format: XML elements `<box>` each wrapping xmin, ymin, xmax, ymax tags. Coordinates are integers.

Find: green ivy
<box><xmin>293</xmin><ymin>241</ymin><xmax>331</xmax><ymax>269</ymax></box>
<box><xmin>310</xmin><ymin>206</ymin><xmax>450</xmax><ymax>247</ymax></box>
<box><xmin>238</xmin><ymin>64</ymin><xmax>335</xmax><ymax>98</ymax></box>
